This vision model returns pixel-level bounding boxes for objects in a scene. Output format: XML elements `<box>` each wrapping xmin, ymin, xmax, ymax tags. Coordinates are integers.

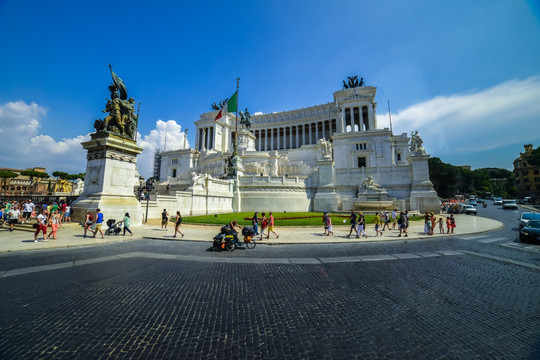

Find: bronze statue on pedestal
<box><xmin>94</xmin><ymin>64</ymin><xmax>139</xmax><ymax>141</ymax></box>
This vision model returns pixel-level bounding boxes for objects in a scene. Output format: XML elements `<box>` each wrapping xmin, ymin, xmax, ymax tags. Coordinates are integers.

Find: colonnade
<box><xmin>253</xmin><ymin>119</ymin><xmax>336</xmax><ymax>151</ymax></box>
<box><xmin>197</xmin><ymin>126</ymin><xmax>214</xmax><ymax>151</ymax></box>
<box><xmin>342</xmin><ymin>105</ymin><xmax>372</xmax><ymax>132</ymax></box>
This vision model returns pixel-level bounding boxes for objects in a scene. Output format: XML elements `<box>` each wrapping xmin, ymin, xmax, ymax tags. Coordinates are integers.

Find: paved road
<box><xmin>1</xmin><ymin>204</ymin><xmax>539</xmax><ymax>359</ymax></box>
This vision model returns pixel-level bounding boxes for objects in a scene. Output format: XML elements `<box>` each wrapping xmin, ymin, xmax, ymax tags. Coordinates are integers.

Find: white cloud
<box><xmin>0</xmin><ymin>100</ymin><xmax>90</xmax><ymax>173</ymax></box>
<box><xmin>376</xmin><ymin>76</ymin><xmax>540</xmax><ymax>156</ymax></box>
<box><xmin>0</xmin><ymin>101</ymin><xmax>188</xmax><ymax>178</ymax></box>
<box><xmin>136</xmin><ymin>120</ymin><xmax>189</xmax><ymax>178</ymax></box>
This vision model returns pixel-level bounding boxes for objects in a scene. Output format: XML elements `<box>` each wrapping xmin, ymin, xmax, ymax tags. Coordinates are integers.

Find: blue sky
<box><xmin>1</xmin><ymin>0</ymin><xmax>539</xmax><ymax>177</ymax></box>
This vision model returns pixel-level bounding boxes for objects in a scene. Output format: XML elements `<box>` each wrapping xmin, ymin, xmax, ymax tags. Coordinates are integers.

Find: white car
<box><xmin>493</xmin><ymin>197</ymin><xmax>503</xmax><ymax>205</ymax></box>
<box><xmin>462</xmin><ymin>204</ymin><xmax>477</xmax><ymax>215</ymax></box>
<box><xmin>502</xmin><ymin>200</ymin><xmax>518</xmax><ymax>210</ymax></box>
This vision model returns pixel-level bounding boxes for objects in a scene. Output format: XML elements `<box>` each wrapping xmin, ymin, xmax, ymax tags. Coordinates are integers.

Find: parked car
<box><xmin>519</xmin><ymin>220</ymin><xmax>540</xmax><ymax>243</ymax></box>
<box><xmin>493</xmin><ymin>197</ymin><xmax>503</xmax><ymax>205</ymax></box>
<box><xmin>461</xmin><ymin>204</ymin><xmax>477</xmax><ymax>215</ymax></box>
<box><xmin>502</xmin><ymin>199</ymin><xmax>518</xmax><ymax>210</ymax></box>
<box><xmin>519</xmin><ymin>212</ymin><xmax>540</xmax><ymax>229</ymax></box>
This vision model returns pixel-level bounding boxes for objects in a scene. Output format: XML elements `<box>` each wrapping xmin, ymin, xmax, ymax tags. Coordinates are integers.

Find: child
<box><xmin>446</xmin><ymin>217</ymin><xmax>451</xmax><ymax>234</ymax></box>
<box><xmin>438</xmin><ymin>217</ymin><xmax>444</xmax><ymax>234</ymax></box>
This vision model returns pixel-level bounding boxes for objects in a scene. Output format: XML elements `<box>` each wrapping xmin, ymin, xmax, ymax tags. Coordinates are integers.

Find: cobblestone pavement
<box><xmin>1</xmin><ymin>205</ymin><xmax>539</xmax><ymax>359</ymax></box>
<box><xmin>1</xmin><ymin>243</ymin><xmax>540</xmax><ymax>359</ymax></box>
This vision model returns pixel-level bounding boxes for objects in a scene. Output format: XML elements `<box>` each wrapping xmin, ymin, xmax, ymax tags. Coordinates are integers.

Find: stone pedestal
<box><xmin>314</xmin><ymin>159</ymin><xmax>339</xmax><ymax>212</ymax></box>
<box><xmin>237</xmin><ymin>129</ymin><xmax>256</xmax><ymax>152</ymax></box>
<box><xmin>408</xmin><ymin>154</ymin><xmax>440</xmax><ymax>213</ymax></box>
<box><xmin>71</xmin><ymin>133</ymin><xmax>144</xmax><ymax>225</ymax></box>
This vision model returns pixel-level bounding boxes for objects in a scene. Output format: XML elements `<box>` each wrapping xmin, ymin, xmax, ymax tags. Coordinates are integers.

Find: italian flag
<box><xmin>215</xmin><ymin>91</ymin><xmax>238</xmax><ymax>121</ymax></box>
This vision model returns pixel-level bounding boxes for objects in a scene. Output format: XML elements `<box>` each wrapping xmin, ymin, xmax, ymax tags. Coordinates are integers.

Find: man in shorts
<box><xmin>8</xmin><ymin>204</ymin><xmax>21</xmax><ymax>232</ymax></box>
<box><xmin>161</xmin><ymin>209</ymin><xmax>169</xmax><ymax>230</ymax></box>
<box><xmin>92</xmin><ymin>208</ymin><xmax>105</xmax><ymax>239</ymax></box>
<box><xmin>22</xmin><ymin>199</ymin><xmax>35</xmax><ymax>224</ymax></box>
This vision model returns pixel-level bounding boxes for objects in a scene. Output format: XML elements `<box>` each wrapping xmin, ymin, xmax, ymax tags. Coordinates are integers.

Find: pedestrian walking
<box><xmin>357</xmin><ymin>212</ymin><xmax>368</xmax><ymax>238</ymax></box>
<box><xmin>398</xmin><ymin>211</ymin><xmax>408</xmax><ymax>237</ymax></box>
<box><xmin>252</xmin><ymin>211</ymin><xmax>260</xmax><ymax>236</ymax></box>
<box><xmin>260</xmin><ymin>212</ymin><xmax>268</xmax><ymax>240</ymax></box>
<box><xmin>92</xmin><ymin>208</ymin><xmax>105</xmax><ymax>239</ymax></box>
<box><xmin>47</xmin><ymin>210</ymin><xmax>62</xmax><ymax>240</ymax></box>
<box><xmin>347</xmin><ymin>210</ymin><xmax>358</xmax><ymax>238</ymax></box>
<box><xmin>173</xmin><ymin>211</ymin><xmax>184</xmax><ymax>238</ymax></box>
<box><xmin>84</xmin><ymin>210</ymin><xmax>95</xmax><ymax>237</ymax></box>
<box><xmin>382</xmin><ymin>211</ymin><xmax>391</xmax><ymax>231</ymax></box>
<box><xmin>122</xmin><ymin>212</ymin><xmax>133</xmax><ymax>236</ymax></box>
<box><xmin>266</xmin><ymin>211</ymin><xmax>279</xmax><ymax>239</ymax></box>
<box><xmin>325</xmin><ymin>213</ymin><xmax>333</xmax><ymax>236</ymax></box>
<box><xmin>7</xmin><ymin>204</ymin><xmax>21</xmax><ymax>232</ymax></box>
<box><xmin>161</xmin><ymin>209</ymin><xmax>169</xmax><ymax>230</ymax></box>
<box><xmin>374</xmin><ymin>212</ymin><xmax>382</xmax><ymax>236</ymax></box>
<box><xmin>404</xmin><ymin>210</ymin><xmax>410</xmax><ymax>235</ymax></box>
<box><xmin>22</xmin><ymin>199</ymin><xmax>35</xmax><ymax>224</ymax></box>
<box><xmin>63</xmin><ymin>203</ymin><xmax>71</xmax><ymax>223</ymax></box>
<box><xmin>323</xmin><ymin>211</ymin><xmax>329</xmax><ymax>235</ymax></box>
<box><xmin>34</xmin><ymin>209</ymin><xmax>49</xmax><ymax>242</ymax></box>
<box><xmin>391</xmin><ymin>209</ymin><xmax>397</xmax><ymax>229</ymax></box>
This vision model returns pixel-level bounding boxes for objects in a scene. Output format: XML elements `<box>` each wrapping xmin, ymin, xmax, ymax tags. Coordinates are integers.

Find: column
<box><xmin>289</xmin><ymin>126</ymin><xmax>293</xmax><ymax>149</ymax></box>
<box><xmin>337</xmin><ymin>107</ymin><xmax>344</xmax><ymax>133</ymax></box>
<box><xmin>270</xmin><ymin>127</ymin><xmax>274</xmax><ymax>150</ymax></box>
<box><xmin>368</xmin><ymin>104</ymin><xmax>375</xmax><ymax>130</ymax></box>
<box><xmin>322</xmin><ymin>120</ymin><xmax>326</xmax><ymax>140</ymax></box>
<box><xmin>315</xmin><ymin>122</ymin><xmax>319</xmax><ymax>141</ymax></box>
<box><xmin>295</xmin><ymin>125</ymin><xmax>299</xmax><ymax>148</ymax></box>
<box><xmin>309</xmin><ymin>123</ymin><xmax>312</xmax><ymax>144</ymax></box>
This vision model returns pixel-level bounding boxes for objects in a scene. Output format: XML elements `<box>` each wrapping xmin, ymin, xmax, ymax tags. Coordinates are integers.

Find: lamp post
<box><xmin>144</xmin><ymin>178</ymin><xmax>154</xmax><ymax>224</ymax></box>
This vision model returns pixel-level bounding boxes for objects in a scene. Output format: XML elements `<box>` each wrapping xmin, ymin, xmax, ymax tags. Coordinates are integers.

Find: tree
<box><xmin>527</xmin><ymin>146</ymin><xmax>540</xmax><ymax>166</ymax></box>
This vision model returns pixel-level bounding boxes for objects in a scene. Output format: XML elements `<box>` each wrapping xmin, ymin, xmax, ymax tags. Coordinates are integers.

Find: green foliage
<box><xmin>182</xmin><ymin>212</ymin><xmax>423</xmax><ymax>227</ymax></box>
<box><xmin>52</xmin><ymin>171</ymin><xmax>70</xmax><ymax>179</ymax></box>
<box><xmin>0</xmin><ymin>170</ymin><xmax>18</xmax><ymax>180</ymax></box>
<box><xmin>69</xmin><ymin>173</ymin><xmax>85</xmax><ymax>180</ymax></box>
<box><xmin>429</xmin><ymin>158</ymin><xmax>515</xmax><ymax>198</ymax></box>
<box><xmin>20</xmin><ymin>170</ymin><xmax>49</xmax><ymax>179</ymax></box>
<box><xmin>527</xmin><ymin>146</ymin><xmax>540</xmax><ymax>166</ymax></box>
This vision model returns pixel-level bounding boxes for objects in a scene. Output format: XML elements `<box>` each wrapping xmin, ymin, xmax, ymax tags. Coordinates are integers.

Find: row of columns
<box><xmin>253</xmin><ymin>119</ymin><xmax>336</xmax><ymax>151</ymax></box>
<box><xmin>341</xmin><ymin>105</ymin><xmax>372</xmax><ymax>132</ymax></box>
<box><xmin>198</xmin><ymin>126</ymin><xmax>214</xmax><ymax>151</ymax></box>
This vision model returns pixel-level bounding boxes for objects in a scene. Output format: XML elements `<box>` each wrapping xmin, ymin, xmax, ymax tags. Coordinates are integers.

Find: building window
<box><xmin>172</xmin><ymin>159</ymin><xmax>178</xmax><ymax>165</ymax></box>
<box><xmin>358</xmin><ymin>157</ymin><xmax>366</xmax><ymax>168</ymax></box>
<box><xmin>523</xmin><ymin>162</ymin><xmax>527</xmax><ymax>167</ymax></box>
<box><xmin>396</xmin><ymin>153</ymin><xmax>401</xmax><ymax>161</ymax></box>
<box><xmin>172</xmin><ymin>169</ymin><xmax>177</xmax><ymax>178</ymax></box>
<box><xmin>355</xmin><ymin>143</ymin><xmax>367</xmax><ymax>150</ymax></box>
<box><xmin>534</xmin><ymin>169</ymin><xmax>539</xmax><ymax>175</ymax></box>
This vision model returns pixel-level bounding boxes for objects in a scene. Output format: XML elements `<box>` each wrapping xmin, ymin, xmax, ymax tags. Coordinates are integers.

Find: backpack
<box><xmin>398</xmin><ymin>217</ymin><xmax>403</xmax><ymax>225</ymax></box>
<box><xmin>261</xmin><ymin>219</ymin><xmax>268</xmax><ymax>228</ymax></box>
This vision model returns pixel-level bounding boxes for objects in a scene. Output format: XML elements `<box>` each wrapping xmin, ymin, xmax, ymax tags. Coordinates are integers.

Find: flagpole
<box><xmin>388</xmin><ymin>100</ymin><xmax>393</xmax><ymax>134</ymax></box>
<box><xmin>234</xmin><ymin>77</ymin><xmax>240</xmax><ymax>156</ymax></box>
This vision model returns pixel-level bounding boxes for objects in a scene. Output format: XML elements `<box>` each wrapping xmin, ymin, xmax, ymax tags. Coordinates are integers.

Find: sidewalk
<box><xmin>0</xmin><ymin>214</ymin><xmax>503</xmax><ymax>253</ymax></box>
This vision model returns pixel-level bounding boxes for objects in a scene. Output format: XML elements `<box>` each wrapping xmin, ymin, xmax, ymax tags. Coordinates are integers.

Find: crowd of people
<box><xmin>2</xmin><ymin>201</ymin><xmax>459</xmax><ymax>243</ymax></box>
<box><xmin>0</xmin><ymin>199</ymin><xmax>72</xmax><ymax>241</ymax></box>
<box><xmin>341</xmin><ymin>209</ymin><xmax>412</xmax><ymax>238</ymax></box>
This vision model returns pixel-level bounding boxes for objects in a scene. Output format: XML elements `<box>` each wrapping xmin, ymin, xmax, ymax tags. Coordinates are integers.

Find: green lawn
<box><xmin>181</xmin><ymin>212</ymin><xmax>422</xmax><ymax>227</ymax></box>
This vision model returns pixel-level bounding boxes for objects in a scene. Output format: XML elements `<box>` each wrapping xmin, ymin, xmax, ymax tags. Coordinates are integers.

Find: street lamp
<box><xmin>144</xmin><ymin>178</ymin><xmax>155</xmax><ymax>224</ymax></box>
